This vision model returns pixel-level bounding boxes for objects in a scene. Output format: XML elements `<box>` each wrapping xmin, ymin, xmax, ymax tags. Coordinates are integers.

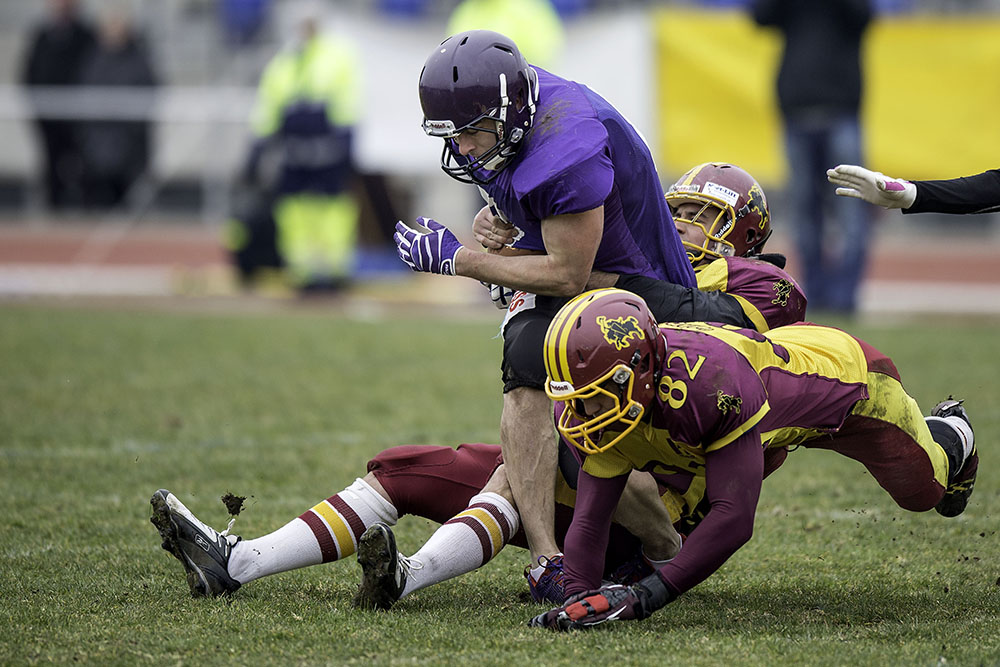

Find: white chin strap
<box><xmin>482</xmin><ymin>154</ymin><xmax>505</xmax><ymax>171</ymax></box>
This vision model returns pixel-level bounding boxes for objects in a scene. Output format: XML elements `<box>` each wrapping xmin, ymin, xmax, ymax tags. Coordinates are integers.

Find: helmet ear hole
<box><xmin>638</xmin><ymin>352</ymin><xmax>651</xmax><ymax>375</ymax></box>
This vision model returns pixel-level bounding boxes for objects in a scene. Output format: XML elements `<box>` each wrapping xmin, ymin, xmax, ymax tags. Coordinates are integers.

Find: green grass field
<box><xmin>1</xmin><ymin>300</ymin><xmax>997</xmax><ymax>665</ymax></box>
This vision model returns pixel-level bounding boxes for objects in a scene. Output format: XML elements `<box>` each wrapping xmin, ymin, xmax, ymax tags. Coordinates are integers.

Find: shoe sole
<box><xmin>929</xmin><ymin>398</ymin><xmax>977</xmax><ymax>517</ymax></box>
<box><xmin>935</xmin><ymin>455</ymin><xmax>978</xmax><ymax>517</ymax></box>
<box><xmin>354</xmin><ymin>524</ymin><xmax>400</xmax><ymax>610</ymax></box>
<box><xmin>149</xmin><ymin>489</ymin><xmax>215</xmax><ymax>597</ymax></box>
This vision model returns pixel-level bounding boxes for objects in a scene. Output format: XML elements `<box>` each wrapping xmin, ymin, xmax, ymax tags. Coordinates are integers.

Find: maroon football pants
<box><xmin>367</xmin><ymin>442</ymin><xmax>645</xmax><ymax>572</ymax></box>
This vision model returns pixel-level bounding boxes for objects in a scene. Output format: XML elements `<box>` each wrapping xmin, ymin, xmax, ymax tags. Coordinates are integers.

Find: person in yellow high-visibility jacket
<box><xmin>245</xmin><ymin>8</ymin><xmax>361</xmax><ymax>291</ymax></box>
<box><xmin>446</xmin><ymin>0</ymin><xmax>564</xmax><ymax>69</ymax></box>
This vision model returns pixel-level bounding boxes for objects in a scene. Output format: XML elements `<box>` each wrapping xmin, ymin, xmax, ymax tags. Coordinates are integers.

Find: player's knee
<box><xmin>481</xmin><ymin>464</ymin><xmax>515</xmax><ymax>506</ymax></box>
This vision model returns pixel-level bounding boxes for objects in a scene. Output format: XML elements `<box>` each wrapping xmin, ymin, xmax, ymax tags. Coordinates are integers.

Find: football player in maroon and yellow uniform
<box><xmin>665</xmin><ymin>162</ymin><xmax>806</xmax><ymax>332</ymax></box>
<box><xmin>529</xmin><ymin>288</ymin><xmax>976</xmax><ymax>630</ymax></box>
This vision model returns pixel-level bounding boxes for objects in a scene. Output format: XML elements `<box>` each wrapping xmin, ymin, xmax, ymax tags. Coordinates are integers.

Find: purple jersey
<box><xmin>695</xmin><ymin>257</ymin><xmax>808</xmax><ymax>331</ymax></box>
<box><xmin>479</xmin><ymin>68</ymin><xmax>696</xmax><ymax>288</ymax></box>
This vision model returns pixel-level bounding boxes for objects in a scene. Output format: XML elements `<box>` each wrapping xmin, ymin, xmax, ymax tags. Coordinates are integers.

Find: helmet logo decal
<box><xmin>596</xmin><ymin>315</ymin><xmax>645</xmax><ymax>351</ymax></box>
<box><xmin>703</xmin><ymin>182</ymin><xmax>740</xmax><ymax>206</ymax></box>
<box><xmin>424</xmin><ymin>119</ymin><xmax>458</xmax><ymax>137</ymax></box>
<box><xmin>742</xmin><ymin>183</ymin><xmax>768</xmax><ymax>229</ymax></box>
<box><xmin>771</xmin><ymin>279</ymin><xmax>793</xmax><ymax>306</ymax></box>
<box><xmin>716</xmin><ymin>390</ymin><xmax>742</xmax><ymax>414</ymax></box>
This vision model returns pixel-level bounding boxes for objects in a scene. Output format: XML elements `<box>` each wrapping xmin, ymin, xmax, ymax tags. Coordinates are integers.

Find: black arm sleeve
<box><xmin>750</xmin><ymin>0</ymin><xmax>783</xmax><ymax>27</ymax></box>
<box><xmin>615</xmin><ymin>274</ymin><xmax>755</xmax><ymax>329</ymax></box>
<box><xmin>906</xmin><ymin>169</ymin><xmax>1000</xmax><ymax>215</ymax></box>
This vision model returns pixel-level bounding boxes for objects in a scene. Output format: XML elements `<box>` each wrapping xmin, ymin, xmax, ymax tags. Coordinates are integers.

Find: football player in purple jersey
<box><xmin>392</xmin><ymin>29</ymin><xmax>717</xmax><ymax>577</ymax></box>
<box><xmin>529</xmin><ymin>288</ymin><xmax>977</xmax><ymax>631</ymax></box>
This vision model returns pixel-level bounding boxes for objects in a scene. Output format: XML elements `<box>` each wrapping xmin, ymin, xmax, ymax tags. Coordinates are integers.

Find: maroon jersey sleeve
<box><xmin>654</xmin><ymin>430</ymin><xmax>763</xmax><ymax>597</ymax></box>
<box><xmin>562</xmin><ymin>469</ymin><xmax>629</xmax><ymax>593</ymax></box>
<box><xmin>697</xmin><ymin>258</ymin><xmax>807</xmax><ymax>331</ymax></box>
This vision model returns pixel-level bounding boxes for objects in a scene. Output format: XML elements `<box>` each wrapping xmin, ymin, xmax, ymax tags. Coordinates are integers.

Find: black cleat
<box><xmin>353</xmin><ymin>522</ymin><xmax>410</xmax><ymax>610</ymax></box>
<box><xmin>150</xmin><ymin>489</ymin><xmax>241</xmax><ymax>597</ymax></box>
<box><xmin>931</xmin><ymin>398</ymin><xmax>978</xmax><ymax>517</ymax></box>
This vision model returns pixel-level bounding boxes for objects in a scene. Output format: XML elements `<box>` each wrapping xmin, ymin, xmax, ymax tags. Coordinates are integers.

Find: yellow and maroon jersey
<box><xmin>695</xmin><ymin>256</ymin><xmax>807</xmax><ymax>332</ymax></box>
<box><xmin>579</xmin><ymin>321</ymin><xmax>870</xmax><ymax>516</ymax></box>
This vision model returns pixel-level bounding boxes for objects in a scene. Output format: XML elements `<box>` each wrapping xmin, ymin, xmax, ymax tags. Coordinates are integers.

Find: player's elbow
<box><xmin>548</xmin><ymin>269</ymin><xmax>590</xmax><ymax>297</ymax></box>
<box><xmin>725</xmin><ymin>513</ymin><xmax>755</xmax><ymax>549</ymax></box>
<box><xmin>712</xmin><ymin>502</ymin><xmax>755</xmax><ymax>548</ymax></box>
<box><xmin>733</xmin><ymin>520</ymin><xmax>754</xmax><ymax>548</ymax></box>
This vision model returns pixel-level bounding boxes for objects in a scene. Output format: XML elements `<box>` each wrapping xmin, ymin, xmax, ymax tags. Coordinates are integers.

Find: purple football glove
<box><xmin>528</xmin><ymin>573</ymin><xmax>673</xmax><ymax>631</ymax></box>
<box><xmin>394</xmin><ymin>216</ymin><xmax>463</xmax><ymax>276</ymax></box>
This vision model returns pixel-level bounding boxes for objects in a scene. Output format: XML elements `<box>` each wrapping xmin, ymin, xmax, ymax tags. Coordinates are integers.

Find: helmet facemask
<box><xmin>666</xmin><ymin>162</ymin><xmax>772</xmax><ymax>266</ymax></box>
<box><xmin>548</xmin><ymin>353</ymin><xmax>649</xmax><ymax>455</ymax></box>
<box><xmin>424</xmin><ymin>68</ymin><xmax>536</xmax><ymax>185</ymax></box>
<box><xmin>670</xmin><ymin>197</ymin><xmax>739</xmax><ymax>266</ymax></box>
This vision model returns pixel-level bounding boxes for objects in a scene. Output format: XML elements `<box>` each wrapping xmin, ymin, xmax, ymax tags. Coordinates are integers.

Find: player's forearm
<box><xmin>656</xmin><ymin>434</ymin><xmax>762</xmax><ymax>597</ymax></box>
<box><xmin>563</xmin><ymin>471</ymin><xmax>627</xmax><ymax>595</ymax></box>
<box><xmin>455</xmin><ymin>247</ymin><xmax>590</xmax><ymax>296</ymax></box>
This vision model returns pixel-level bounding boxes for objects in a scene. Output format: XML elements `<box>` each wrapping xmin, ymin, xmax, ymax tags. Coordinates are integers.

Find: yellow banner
<box><xmin>655</xmin><ymin>9</ymin><xmax>1000</xmax><ymax>187</ymax></box>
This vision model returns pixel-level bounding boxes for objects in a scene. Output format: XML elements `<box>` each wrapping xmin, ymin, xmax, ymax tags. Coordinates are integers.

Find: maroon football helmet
<box><xmin>665</xmin><ymin>162</ymin><xmax>771</xmax><ymax>265</ymax></box>
<box><xmin>418</xmin><ymin>30</ymin><xmax>539</xmax><ymax>185</ymax></box>
<box><xmin>544</xmin><ymin>288</ymin><xmax>662</xmax><ymax>454</ymax></box>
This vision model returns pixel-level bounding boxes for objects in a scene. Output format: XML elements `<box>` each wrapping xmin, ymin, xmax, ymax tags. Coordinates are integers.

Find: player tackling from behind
<box><xmin>528</xmin><ymin>288</ymin><xmax>977</xmax><ymax>630</ymax></box>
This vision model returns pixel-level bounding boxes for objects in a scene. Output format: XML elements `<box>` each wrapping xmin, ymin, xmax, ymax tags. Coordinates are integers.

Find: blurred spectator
<box><xmin>77</xmin><ymin>11</ymin><xmax>159</xmax><ymax>210</ymax></box>
<box><xmin>219</xmin><ymin>0</ymin><xmax>271</xmax><ymax>48</ymax></box>
<box><xmin>752</xmin><ymin>0</ymin><xmax>873</xmax><ymax>315</ymax></box>
<box><xmin>446</xmin><ymin>0</ymin><xmax>565</xmax><ymax>69</ymax></box>
<box><xmin>20</xmin><ymin>0</ymin><xmax>96</xmax><ymax>210</ymax></box>
<box><xmin>238</xmin><ymin>1</ymin><xmax>362</xmax><ymax>292</ymax></box>
<box><xmin>377</xmin><ymin>0</ymin><xmax>432</xmax><ymax>18</ymax></box>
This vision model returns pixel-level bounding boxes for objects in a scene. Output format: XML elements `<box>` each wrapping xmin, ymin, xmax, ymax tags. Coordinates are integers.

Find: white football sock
<box><xmin>228</xmin><ymin>478</ymin><xmax>398</xmax><ymax>584</ymax></box>
<box><xmin>400</xmin><ymin>492</ymin><xmax>520</xmax><ymax>598</ymax></box>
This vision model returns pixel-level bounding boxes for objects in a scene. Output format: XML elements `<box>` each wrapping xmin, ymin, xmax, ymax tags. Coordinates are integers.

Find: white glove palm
<box><xmin>827</xmin><ymin>164</ymin><xmax>917</xmax><ymax>209</ymax></box>
<box><xmin>480</xmin><ymin>281</ymin><xmax>516</xmax><ymax>309</ymax></box>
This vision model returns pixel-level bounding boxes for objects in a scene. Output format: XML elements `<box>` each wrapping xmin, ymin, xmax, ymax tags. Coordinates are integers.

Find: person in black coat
<box><xmin>752</xmin><ymin>0</ymin><xmax>873</xmax><ymax>314</ymax></box>
<box><xmin>77</xmin><ymin>12</ymin><xmax>159</xmax><ymax>210</ymax></box>
<box><xmin>20</xmin><ymin>0</ymin><xmax>96</xmax><ymax>209</ymax></box>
